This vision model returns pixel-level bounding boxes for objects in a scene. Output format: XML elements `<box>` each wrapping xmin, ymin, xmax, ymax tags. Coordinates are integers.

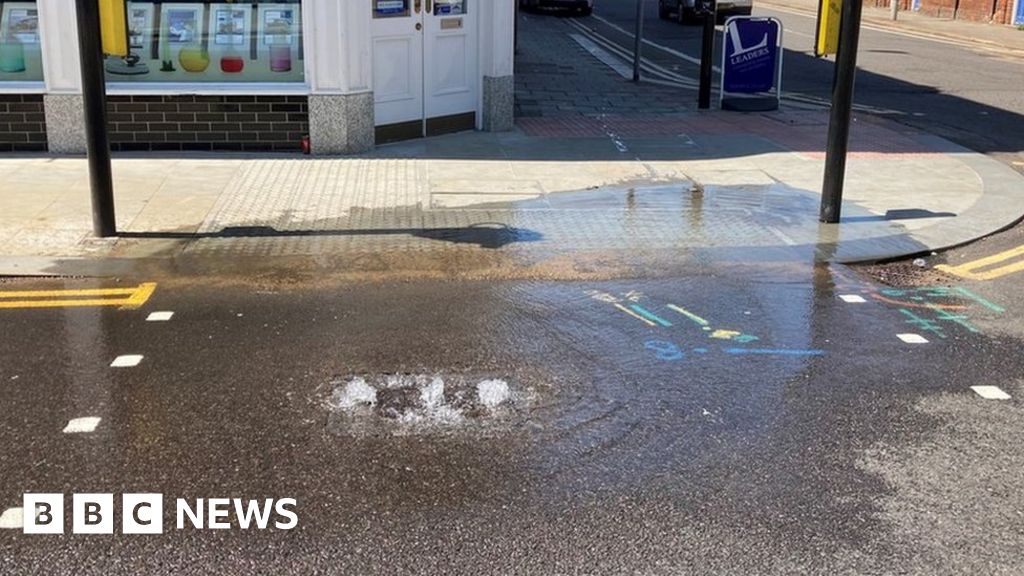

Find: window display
<box><xmin>104</xmin><ymin>0</ymin><xmax>304</xmax><ymax>84</ymax></box>
<box><xmin>0</xmin><ymin>1</ymin><xmax>44</xmax><ymax>83</ymax></box>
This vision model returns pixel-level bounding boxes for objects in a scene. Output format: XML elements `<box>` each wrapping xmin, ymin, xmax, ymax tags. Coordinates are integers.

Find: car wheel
<box><xmin>579</xmin><ymin>6</ymin><xmax>593</xmax><ymax>16</ymax></box>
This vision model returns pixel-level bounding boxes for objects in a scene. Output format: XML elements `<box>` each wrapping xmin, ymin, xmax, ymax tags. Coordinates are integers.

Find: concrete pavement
<box><xmin>2</xmin><ymin>107</ymin><xmax>1023</xmax><ymax>276</ymax></box>
<box><xmin>3</xmin><ymin>6</ymin><xmax>1024</xmax><ymax>277</ymax></box>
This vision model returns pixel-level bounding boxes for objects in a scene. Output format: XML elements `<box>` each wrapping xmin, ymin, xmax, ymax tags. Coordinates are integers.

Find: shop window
<box><xmin>0</xmin><ymin>1</ymin><xmax>43</xmax><ymax>83</ymax></box>
<box><xmin>105</xmin><ymin>0</ymin><xmax>304</xmax><ymax>84</ymax></box>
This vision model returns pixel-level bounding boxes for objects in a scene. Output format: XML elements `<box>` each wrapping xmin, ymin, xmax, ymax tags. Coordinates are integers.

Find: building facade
<box><xmin>870</xmin><ymin>0</ymin><xmax>1022</xmax><ymax>25</ymax></box>
<box><xmin>0</xmin><ymin>0</ymin><xmax>515</xmax><ymax>154</ymax></box>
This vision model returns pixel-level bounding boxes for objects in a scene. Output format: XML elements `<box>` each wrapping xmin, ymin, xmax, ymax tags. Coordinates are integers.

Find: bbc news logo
<box><xmin>21</xmin><ymin>494</ymin><xmax>298</xmax><ymax>534</ymax></box>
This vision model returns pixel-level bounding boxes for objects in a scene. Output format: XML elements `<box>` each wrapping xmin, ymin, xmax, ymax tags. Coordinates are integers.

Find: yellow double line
<box><xmin>937</xmin><ymin>246</ymin><xmax>1024</xmax><ymax>281</ymax></box>
<box><xmin>0</xmin><ymin>283</ymin><xmax>156</xmax><ymax>310</ymax></box>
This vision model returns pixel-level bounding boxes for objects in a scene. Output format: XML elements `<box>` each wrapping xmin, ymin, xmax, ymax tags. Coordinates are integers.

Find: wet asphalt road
<box><xmin>1</xmin><ymin>251</ymin><xmax>1022</xmax><ymax>574</ymax></box>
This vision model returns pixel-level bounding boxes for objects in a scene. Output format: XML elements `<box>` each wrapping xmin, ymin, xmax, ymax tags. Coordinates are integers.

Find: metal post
<box><xmin>891</xmin><ymin>0</ymin><xmax>899</xmax><ymax>20</ymax></box>
<box><xmin>633</xmin><ymin>0</ymin><xmax>645</xmax><ymax>82</ymax></box>
<box><xmin>698</xmin><ymin>2</ymin><xmax>716</xmax><ymax>109</ymax></box>
<box><xmin>75</xmin><ymin>0</ymin><xmax>117</xmax><ymax>237</ymax></box>
<box><xmin>820</xmin><ymin>0</ymin><xmax>863</xmax><ymax>223</ymax></box>
<box><xmin>515</xmin><ymin>0</ymin><xmax>520</xmax><ymax>53</ymax></box>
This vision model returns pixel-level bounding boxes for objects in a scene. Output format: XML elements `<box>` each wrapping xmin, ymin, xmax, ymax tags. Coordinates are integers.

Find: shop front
<box><xmin>0</xmin><ymin>0</ymin><xmax>514</xmax><ymax>154</ymax></box>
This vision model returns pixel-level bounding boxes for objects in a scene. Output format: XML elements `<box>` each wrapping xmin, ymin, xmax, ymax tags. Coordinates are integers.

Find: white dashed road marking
<box><xmin>897</xmin><ymin>334</ymin><xmax>929</xmax><ymax>344</ymax></box>
<box><xmin>971</xmin><ymin>386</ymin><xmax>1012</xmax><ymax>400</ymax></box>
<box><xmin>839</xmin><ymin>295</ymin><xmax>867</xmax><ymax>303</ymax></box>
<box><xmin>62</xmin><ymin>417</ymin><xmax>101</xmax><ymax>434</ymax></box>
<box><xmin>146</xmin><ymin>311</ymin><xmax>174</xmax><ymax>322</ymax></box>
<box><xmin>111</xmin><ymin>355</ymin><xmax>144</xmax><ymax>368</ymax></box>
<box><xmin>0</xmin><ymin>507</ymin><xmax>23</xmax><ymax>529</ymax></box>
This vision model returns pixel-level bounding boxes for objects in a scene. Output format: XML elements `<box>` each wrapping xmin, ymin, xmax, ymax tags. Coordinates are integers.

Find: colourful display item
<box><xmin>0</xmin><ymin>42</ymin><xmax>26</xmax><ymax>73</ymax></box>
<box><xmin>178</xmin><ymin>47</ymin><xmax>210</xmax><ymax>72</ymax></box>
<box><xmin>269</xmin><ymin>45</ymin><xmax>291</xmax><ymax>72</ymax></box>
<box><xmin>220</xmin><ymin>55</ymin><xmax>244</xmax><ymax>73</ymax></box>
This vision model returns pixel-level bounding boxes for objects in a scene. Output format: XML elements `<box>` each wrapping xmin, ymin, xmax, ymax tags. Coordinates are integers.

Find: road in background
<box><xmin>582</xmin><ymin>0</ymin><xmax>1024</xmax><ymax>171</ymax></box>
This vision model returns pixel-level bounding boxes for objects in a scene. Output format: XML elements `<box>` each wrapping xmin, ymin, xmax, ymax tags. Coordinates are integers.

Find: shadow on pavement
<box><xmin>119</xmin><ymin>224</ymin><xmax>544</xmax><ymax>250</ymax></box>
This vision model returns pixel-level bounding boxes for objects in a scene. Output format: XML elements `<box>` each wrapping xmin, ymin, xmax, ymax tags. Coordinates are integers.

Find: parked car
<box><xmin>519</xmin><ymin>0</ymin><xmax>595</xmax><ymax>16</ymax></box>
<box><xmin>658</xmin><ymin>0</ymin><xmax>752</xmax><ymax>23</ymax></box>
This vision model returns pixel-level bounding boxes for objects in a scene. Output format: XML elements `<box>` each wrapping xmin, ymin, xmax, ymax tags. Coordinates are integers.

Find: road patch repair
<box><xmin>327</xmin><ymin>374</ymin><xmax>533</xmax><ymax>437</ymax></box>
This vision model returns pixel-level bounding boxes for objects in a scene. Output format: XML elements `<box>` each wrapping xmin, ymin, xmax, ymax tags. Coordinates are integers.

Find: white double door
<box><xmin>371</xmin><ymin>1</ymin><xmax>479</xmax><ymax>133</ymax></box>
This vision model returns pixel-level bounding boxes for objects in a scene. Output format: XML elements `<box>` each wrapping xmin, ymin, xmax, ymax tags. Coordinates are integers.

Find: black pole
<box><xmin>819</xmin><ymin>0</ymin><xmax>863</xmax><ymax>223</ymax></box>
<box><xmin>633</xmin><ymin>0</ymin><xmax>644</xmax><ymax>82</ymax></box>
<box><xmin>75</xmin><ymin>0</ymin><xmax>117</xmax><ymax>237</ymax></box>
<box><xmin>698</xmin><ymin>2</ymin><xmax>716</xmax><ymax>109</ymax></box>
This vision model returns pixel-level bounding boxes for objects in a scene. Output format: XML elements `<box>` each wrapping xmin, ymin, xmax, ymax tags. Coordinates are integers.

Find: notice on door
<box><xmin>374</xmin><ymin>0</ymin><xmax>409</xmax><ymax>18</ymax></box>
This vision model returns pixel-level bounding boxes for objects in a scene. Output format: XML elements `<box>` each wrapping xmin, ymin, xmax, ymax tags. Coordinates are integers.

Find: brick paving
<box><xmin>512</xmin><ymin>11</ymin><xmax>938</xmax><ymax>160</ymax></box>
<box><xmin>517</xmin><ymin>112</ymin><xmax>942</xmax><ymax>159</ymax></box>
<box><xmin>514</xmin><ymin>12</ymin><xmax>691</xmax><ymax>118</ymax></box>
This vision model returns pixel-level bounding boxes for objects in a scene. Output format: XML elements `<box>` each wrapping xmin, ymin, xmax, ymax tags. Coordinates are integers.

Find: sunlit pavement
<box><xmin>0</xmin><ymin>245</ymin><xmax>1022</xmax><ymax>574</ymax></box>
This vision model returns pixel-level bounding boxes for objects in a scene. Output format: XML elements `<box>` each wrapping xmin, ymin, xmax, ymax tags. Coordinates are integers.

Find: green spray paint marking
<box><xmin>899</xmin><ymin>308</ymin><xmax>947</xmax><ymax>338</ymax></box>
<box><xmin>953</xmin><ymin>287</ymin><xmax>1005</xmax><ymax>313</ymax></box>
<box><xmin>926</xmin><ymin>304</ymin><xmax>980</xmax><ymax>333</ymax></box>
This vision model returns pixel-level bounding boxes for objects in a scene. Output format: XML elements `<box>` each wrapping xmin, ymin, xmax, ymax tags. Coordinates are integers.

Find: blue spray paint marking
<box><xmin>646</xmin><ymin>341</ymin><xmax>824</xmax><ymax>361</ymax></box>
<box><xmin>644</xmin><ymin>340</ymin><xmax>684</xmax><ymax>361</ymax></box>
<box><xmin>630</xmin><ymin>305</ymin><xmax>673</xmax><ymax>327</ymax></box>
<box><xmin>724</xmin><ymin>348</ymin><xmax>825</xmax><ymax>356</ymax></box>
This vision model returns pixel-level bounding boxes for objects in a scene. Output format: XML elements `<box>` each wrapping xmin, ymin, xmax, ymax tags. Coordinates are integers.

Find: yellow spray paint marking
<box><xmin>0</xmin><ymin>283</ymin><xmax>157</xmax><ymax>310</ymax></box>
<box><xmin>666</xmin><ymin>304</ymin><xmax>709</xmax><ymax>327</ymax></box>
<box><xmin>936</xmin><ymin>245</ymin><xmax>1024</xmax><ymax>281</ymax></box>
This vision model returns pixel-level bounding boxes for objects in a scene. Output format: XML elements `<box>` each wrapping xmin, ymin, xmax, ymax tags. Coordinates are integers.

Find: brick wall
<box><xmin>872</xmin><ymin>0</ymin><xmax>1015</xmax><ymax>23</ymax></box>
<box><xmin>870</xmin><ymin>0</ymin><xmax>914</xmax><ymax>10</ymax></box>
<box><xmin>951</xmin><ymin>0</ymin><xmax>1014</xmax><ymax>23</ymax></box>
<box><xmin>0</xmin><ymin>95</ymin><xmax>47</xmax><ymax>153</ymax></box>
<box><xmin>106</xmin><ymin>95</ymin><xmax>308</xmax><ymax>152</ymax></box>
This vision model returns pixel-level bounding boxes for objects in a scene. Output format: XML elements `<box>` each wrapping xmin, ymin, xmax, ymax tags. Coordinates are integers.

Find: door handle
<box><xmin>414</xmin><ymin>0</ymin><xmax>421</xmax><ymax>14</ymax></box>
<box><xmin>425</xmin><ymin>0</ymin><xmax>433</xmax><ymax>14</ymax></box>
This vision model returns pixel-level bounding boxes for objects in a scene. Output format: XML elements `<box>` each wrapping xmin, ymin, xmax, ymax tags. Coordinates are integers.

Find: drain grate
<box><xmin>858</xmin><ymin>262</ymin><xmax>960</xmax><ymax>288</ymax></box>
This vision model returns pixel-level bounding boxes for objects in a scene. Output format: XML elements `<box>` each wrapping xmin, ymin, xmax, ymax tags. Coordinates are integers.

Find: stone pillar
<box><xmin>38</xmin><ymin>0</ymin><xmax>88</xmax><ymax>153</ymax></box>
<box><xmin>480</xmin><ymin>0</ymin><xmax>515</xmax><ymax>132</ymax></box>
<box><xmin>43</xmin><ymin>94</ymin><xmax>87</xmax><ymax>154</ymax></box>
<box><xmin>483</xmin><ymin>75</ymin><xmax>514</xmax><ymax>132</ymax></box>
<box><xmin>303</xmin><ymin>0</ymin><xmax>375</xmax><ymax>155</ymax></box>
<box><xmin>308</xmin><ymin>93</ymin><xmax>375</xmax><ymax>155</ymax></box>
